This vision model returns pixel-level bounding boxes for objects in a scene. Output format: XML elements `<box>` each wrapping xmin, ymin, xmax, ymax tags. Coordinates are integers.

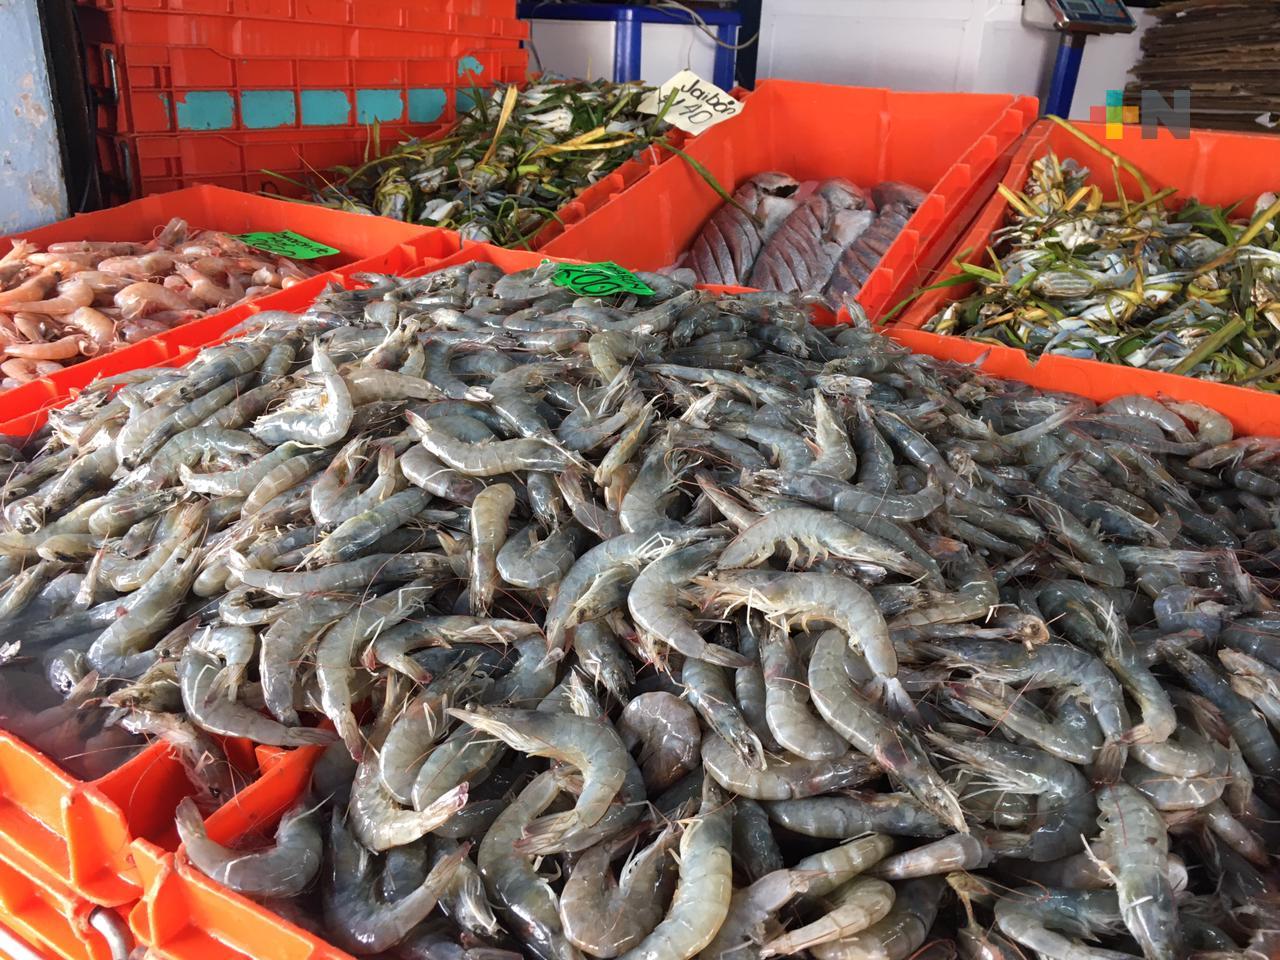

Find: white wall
<box><xmin>753</xmin><ymin>0</ymin><xmax>1155</xmax><ymax>118</ymax></box>
<box><xmin>527</xmin><ymin>18</ymin><xmax>720</xmax><ymax>84</ymax></box>
<box><xmin>0</xmin><ymin>0</ymin><xmax>66</xmax><ymax>232</ymax></box>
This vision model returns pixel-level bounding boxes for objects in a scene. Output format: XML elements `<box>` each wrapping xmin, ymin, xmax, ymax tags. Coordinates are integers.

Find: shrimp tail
<box><xmin>289</xmin><ymin>727</ymin><xmax>341</xmax><ymax>747</ymax></box>
<box><xmin>173</xmin><ymin>795</ymin><xmax>207</xmax><ymax>834</ymax></box>
<box><xmin>872</xmin><ymin>675</ymin><xmax>920</xmax><ymax>725</ymax></box>
<box><xmin>515</xmin><ymin>809</ymin><xmax>582</xmax><ymax>855</ymax></box>
<box><xmin>701</xmin><ymin>643</ymin><xmax>752</xmax><ymax>669</ymax></box>
<box><xmin>331</xmin><ymin>714</ymin><xmax>365</xmax><ymax>759</ymax></box>
<box><xmin>1093</xmin><ymin>736</ymin><xmax>1126</xmax><ymax>785</ymax></box>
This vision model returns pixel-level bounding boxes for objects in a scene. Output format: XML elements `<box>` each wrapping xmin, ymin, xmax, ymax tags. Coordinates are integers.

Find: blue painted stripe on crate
<box><xmin>241</xmin><ymin>90</ymin><xmax>296</xmax><ymax>129</ymax></box>
<box><xmin>456</xmin><ymin>86</ymin><xmax>489</xmax><ymax>114</ymax></box>
<box><xmin>300</xmin><ymin>90</ymin><xmax>351</xmax><ymax>126</ymax></box>
<box><xmin>175</xmin><ymin>91</ymin><xmax>234</xmax><ymax>131</ymax></box>
<box><xmin>408</xmin><ymin>88</ymin><xmax>447</xmax><ymax>122</ymax></box>
<box><xmin>458</xmin><ymin>55</ymin><xmax>484</xmax><ymax>77</ymax></box>
<box><xmin>356</xmin><ymin>89</ymin><xmax>404</xmax><ymax>123</ymax></box>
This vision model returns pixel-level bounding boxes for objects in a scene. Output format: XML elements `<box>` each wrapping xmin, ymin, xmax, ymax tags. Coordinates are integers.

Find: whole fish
<box><xmin>686</xmin><ymin>171</ymin><xmax>801</xmax><ymax>286</ymax></box>
<box><xmin>747</xmin><ymin>177</ymin><xmax>870</xmax><ymax>294</ymax></box>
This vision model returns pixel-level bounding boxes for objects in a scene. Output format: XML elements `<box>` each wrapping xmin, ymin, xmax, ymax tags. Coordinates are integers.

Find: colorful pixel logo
<box><xmin>1088</xmin><ymin>89</ymin><xmax>1190</xmax><ymax>140</ymax></box>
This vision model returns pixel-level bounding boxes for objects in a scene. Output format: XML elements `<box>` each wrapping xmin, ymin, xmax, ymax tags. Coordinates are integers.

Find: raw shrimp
<box><xmin>180</xmin><ymin>647</ymin><xmax>333</xmax><ymax>747</ymax></box>
<box><xmin>477</xmin><ymin>769</ymin><xmax>585</xmax><ymax>960</ymax></box>
<box><xmin>1096</xmin><ymin>783</ymin><xmax>1180</xmax><ymax>960</ymax></box>
<box><xmin>701</xmin><ymin>733</ymin><xmax>879</xmax><ymax>800</ymax></box>
<box><xmin>617</xmin><ymin>691</ymin><xmax>701</xmax><ymax>790</ymax></box>
<box><xmin>613</xmin><ymin>785</ymin><xmax>733</xmax><ymax>960</ymax></box>
<box><xmin>761</xmin><ymin>876</ymin><xmax>896</xmax><ymax>957</ymax></box>
<box><xmin>627</xmin><ymin>539</ymin><xmax>745</xmax><ymax>668</ymax></box>
<box><xmin>559</xmin><ymin>826</ymin><xmax>679</xmax><ymax>958</ymax></box>
<box><xmin>449</xmin><ymin>705</ymin><xmax>636</xmax><ymax>853</ymax></box>
<box><xmin>716</xmin><ymin>507</ymin><xmax>923</xmax><ymax>575</ymax></box>
<box><xmin>323</xmin><ymin>810</ymin><xmax>467</xmax><ymax>956</ymax></box>
<box><xmin>700</xmin><ymin>569</ymin><xmax>913</xmax><ymax>718</ymax></box>
<box><xmin>810</xmin><ymin>632</ymin><xmax>965</xmax><ymax>831</ymax></box>
<box><xmin>810</xmin><ymin>876</ymin><xmax>945</xmax><ymax>960</ymax></box>
<box><xmin>469</xmin><ymin>483</ymin><xmax>516</xmax><ymax>616</ymax></box>
<box><xmin>174</xmin><ymin>795</ymin><xmax>321</xmax><ymax>897</ymax></box>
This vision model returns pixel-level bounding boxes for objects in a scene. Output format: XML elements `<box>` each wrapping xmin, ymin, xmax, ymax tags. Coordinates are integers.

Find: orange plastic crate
<box><xmin>892</xmin><ymin>118</ymin><xmax>1280</xmax><ymax>435</ymax></box>
<box><xmin>0</xmin><ymin>714</ymin><xmax>333</xmax><ymax>913</ymax></box>
<box><xmin>0</xmin><ymin>854</ymin><xmax>132</xmax><ymax>960</ymax></box>
<box><xmin>128</xmin><ymin>747</ymin><xmax>339</xmax><ymax>960</ymax></box>
<box><xmin>538</xmin><ymin>79</ymin><xmax>1037</xmax><ymax>321</ymax></box>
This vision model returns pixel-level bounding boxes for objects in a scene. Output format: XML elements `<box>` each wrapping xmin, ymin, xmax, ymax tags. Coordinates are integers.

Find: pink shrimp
<box><xmin>47</xmin><ymin>240</ymin><xmax>143</xmax><ymax>255</ymax></box>
<box><xmin>66</xmin><ymin>307</ymin><xmax>117</xmax><ymax>347</ymax></box>
<box><xmin>3</xmin><ymin>335</ymin><xmax>93</xmax><ymax>360</ymax></box>
<box><xmin>146</xmin><ymin>218</ymin><xmax>188</xmax><ymax>249</ymax></box>
<box><xmin>145</xmin><ymin>309</ymin><xmax>201</xmax><ymax>327</ymax></box>
<box><xmin>1</xmin><ymin>279</ymin><xmax>95</xmax><ymax>315</ymax></box>
<box><xmin>120</xmin><ymin>318</ymin><xmax>173</xmax><ymax>342</ymax></box>
<box><xmin>97</xmin><ymin>251</ymin><xmax>175</xmax><ymax>278</ymax></box>
<box><xmin>0</xmin><ymin>268</ymin><xmax>58</xmax><ymax>307</ymax></box>
<box><xmin>0</xmin><ymin>358</ymin><xmax>38</xmax><ymax>382</ymax></box>
<box><xmin>115</xmin><ymin>281</ymin><xmax>194</xmax><ymax>318</ymax></box>
<box><xmin>26</xmin><ymin>254</ymin><xmax>100</xmax><ymax>271</ymax></box>
<box><xmin>70</xmin><ymin>271</ymin><xmax>134</xmax><ymax>295</ymax></box>
<box><xmin>1</xmin><ymin>240</ymin><xmax>37</xmax><ymax>264</ymax></box>
<box><xmin>174</xmin><ymin>262</ymin><xmax>243</xmax><ymax>307</ymax></box>
<box><xmin>11</xmin><ymin>312</ymin><xmax>49</xmax><ymax>342</ymax></box>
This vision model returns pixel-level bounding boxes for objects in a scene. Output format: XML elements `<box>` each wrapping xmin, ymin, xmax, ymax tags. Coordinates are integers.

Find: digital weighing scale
<box><xmin>1023</xmin><ymin>0</ymin><xmax>1137</xmax><ymax>117</ymax></box>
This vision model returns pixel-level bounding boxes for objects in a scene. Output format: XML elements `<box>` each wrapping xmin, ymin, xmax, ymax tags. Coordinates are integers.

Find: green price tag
<box><xmin>551</xmin><ymin>261</ymin><xmax>655</xmax><ymax>297</ymax></box>
<box><xmin>232</xmin><ymin>230</ymin><xmax>340</xmax><ymax>260</ymax></box>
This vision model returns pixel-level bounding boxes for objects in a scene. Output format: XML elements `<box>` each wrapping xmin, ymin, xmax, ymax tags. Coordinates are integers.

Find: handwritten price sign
<box><xmin>638</xmin><ymin>70</ymin><xmax>744</xmax><ymax>135</ymax></box>
<box><xmin>550</xmin><ymin>262</ymin><xmax>655</xmax><ymax>297</ymax></box>
<box><xmin>232</xmin><ymin>230</ymin><xmax>340</xmax><ymax>260</ymax></box>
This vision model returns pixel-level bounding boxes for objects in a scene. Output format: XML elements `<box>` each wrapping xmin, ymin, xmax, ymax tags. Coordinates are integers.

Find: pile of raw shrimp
<box><xmin>0</xmin><ymin>218</ymin><xmax>319</xmax><ymax>387</ymax></box>
<box><xmin>1</xmin><ymin>259</ymin><xmax>1279</xmax><ymax>960</ymax></box>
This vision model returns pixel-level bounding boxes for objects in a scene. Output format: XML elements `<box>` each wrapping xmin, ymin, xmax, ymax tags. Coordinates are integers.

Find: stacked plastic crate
<box><xmin>73</xmin><ymin>0</ymin><xmax>528</xmax><ymax>202</ymax></box>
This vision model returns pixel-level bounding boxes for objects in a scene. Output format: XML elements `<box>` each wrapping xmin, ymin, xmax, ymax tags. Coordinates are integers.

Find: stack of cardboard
<box><xmin>1125</xmin><ymin>0</ymin><xmax>1280</xmax><ymax>132</ymax></box>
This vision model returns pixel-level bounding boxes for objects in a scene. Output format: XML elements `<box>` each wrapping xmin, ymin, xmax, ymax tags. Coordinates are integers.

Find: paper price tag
<box><xmin>638</xmin><ymin>69</ymin><xmax>743</xmax><ymax>135</ymax></box>
<box><xmin>551</xmin><ymin>261</ymin><xmax>655</xmax><ymax>297</ymax></box>
<box><xmin>232</xmin><ymin>230</ymin><xmax>340</xmax><ymax>260</ymax></box>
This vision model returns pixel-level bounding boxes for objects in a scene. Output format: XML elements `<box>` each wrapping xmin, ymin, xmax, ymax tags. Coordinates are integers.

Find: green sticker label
<box><xmin>232</xmin><ymin>230</ymin><xmax>340</xmax><ymax>260</ymax></box>
<box><xmin>551</xmin><ymin>261</ymin><xmax>655</xmax><ymax>297</ymax></box>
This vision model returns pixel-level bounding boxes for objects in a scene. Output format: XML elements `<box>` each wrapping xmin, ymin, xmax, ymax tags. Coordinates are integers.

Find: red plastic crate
<box><xmin>96</xmin><ymin>123</ymin><xmax>450</xmax><ymax>201</ymax></box>
<box><xmin>892</xmin><ymin>118</ymin><xmax>1280</xmax><ymax>434</ymax></box>
<box><xmin>539</xmin><ymin>79</ymin><xmax>1038</xmax><ymax>321</ymax></box>
<box><xmin>77</xmin><ymin>0</ymin><xmax>517</xmax><ymax>29</ymax></box>
<box><xmin>75</xmin><ymin>0</ymin><xmax>527</xmax><ymax>137</ymax></box>
<box><xmin>0</xmin><ymin>918</ymin><xmax>60</xmax><ymax>960</ymax></box>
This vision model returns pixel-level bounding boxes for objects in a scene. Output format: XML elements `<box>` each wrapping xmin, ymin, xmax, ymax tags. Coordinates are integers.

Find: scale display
<box><xmin>1026</xmin><ymin>0</ymin><xmax>1136</xmax><ymax>33</ymax></box>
